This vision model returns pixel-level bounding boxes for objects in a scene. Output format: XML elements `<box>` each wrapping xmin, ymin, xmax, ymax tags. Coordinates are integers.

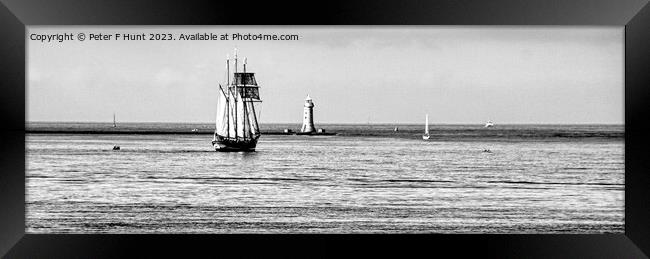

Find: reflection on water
<box><xmin>26</xmin><ymin>131</ymin><xmax>624</xmax><ymax>233</ymax></box>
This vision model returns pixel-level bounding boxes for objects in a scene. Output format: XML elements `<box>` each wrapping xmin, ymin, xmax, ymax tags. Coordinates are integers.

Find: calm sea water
<box><xmin>26</xmin><ymin>123</ymin><xmax>624</xmax><ymax>233</ymax></box>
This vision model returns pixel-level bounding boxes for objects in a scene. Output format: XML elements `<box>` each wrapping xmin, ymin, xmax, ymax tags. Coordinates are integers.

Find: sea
<box><xmin>25</xmin><ymin>122</ymin><xmax>624</xmax><ymax>233</ymax></box>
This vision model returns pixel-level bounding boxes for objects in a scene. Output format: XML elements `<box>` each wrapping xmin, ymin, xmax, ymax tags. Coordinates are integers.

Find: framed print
<box><xmin>1</xmin><ymin>0</ymin><xmax>649</xmax><ymax>257</ymax></box>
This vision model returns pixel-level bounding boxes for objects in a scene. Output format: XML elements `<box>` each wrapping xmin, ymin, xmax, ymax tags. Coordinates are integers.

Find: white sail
<box><xmin>215</xmin><ymin>88</ymin><xmax>229</xmax><ymax>136</ymax></box>
<box><xmin>425</xmin><ymin>114</ymin><xmax>429</xmax><ymax>134</ymax></box>
<box><xmin>247</xmin><ymin>102</ymin><xmax>259</xmax><ymax>135</ymax></box>
<box><xmin>235</xmin><ymin>91</ymin><xmax>249</xmax><ymax>138</ymax></box>
<box><xmin>242</xmin><ymin>95</ymin><xmax>252</xmax><ymax>137</ymax></box>
<box><xmin>228</xmin><ymin>90</ymin><xmax>237</xmax><ymax>138</ymax></box>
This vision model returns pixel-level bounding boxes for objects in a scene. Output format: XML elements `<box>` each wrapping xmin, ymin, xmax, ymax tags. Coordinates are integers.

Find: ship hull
<box><xmin>212</xmin><ymin>136</ymin><xmax>259</xmax><ymax>152</ymax></box>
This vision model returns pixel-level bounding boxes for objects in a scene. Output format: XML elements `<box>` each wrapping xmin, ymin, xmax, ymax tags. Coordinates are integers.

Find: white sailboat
<box><xmin>422</xmin><ymin>114</ymin><xmax>430</xmax><ymax>140</ymax></box>
<box><xmin>485</xmin><ymin>121</ymin><xmax>494</xmax><ymax>128</ymax></box>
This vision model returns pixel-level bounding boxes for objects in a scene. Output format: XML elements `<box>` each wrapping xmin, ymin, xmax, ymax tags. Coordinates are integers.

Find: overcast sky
<box><xmin>27</xmin><ymin>26</ymin><xmax>623</xmax><ymax>124</ymax></box>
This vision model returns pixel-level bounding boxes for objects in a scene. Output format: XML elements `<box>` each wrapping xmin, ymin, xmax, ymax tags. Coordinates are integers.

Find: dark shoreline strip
<box><xmin>23</xmin><ymin>130</ymin><xmax>622</xmax><ymax>139</ymax></box>
<box><xmin>25</xmin><ymin>130</ymin><xmax>336</xmax><ymax>135</ymax></box>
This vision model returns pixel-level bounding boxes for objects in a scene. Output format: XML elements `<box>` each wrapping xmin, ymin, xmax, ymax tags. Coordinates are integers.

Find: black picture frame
<box><xmin>1</xmin><ymin>0</ymin><xmax>649</xmax><ymax>257</ymax></box>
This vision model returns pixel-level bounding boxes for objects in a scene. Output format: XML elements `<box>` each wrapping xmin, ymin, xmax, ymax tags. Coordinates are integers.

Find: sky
<box><xmin>27</xmin><ymin>26</ymin><xmax>624</xmax><ymax>124</ymax></box>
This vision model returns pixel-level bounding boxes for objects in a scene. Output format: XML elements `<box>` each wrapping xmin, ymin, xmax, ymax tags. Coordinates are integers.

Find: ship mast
<box><xmin>225</xmin><ymin>54</ymin><xmax>230</xmax><ymax>138</ymax></box>
<box><xmin>422</xmin><ymin>113</ymin><xmax>431</xmax><ymax>140</ymax></box>
<box><xmin>233</xmin><ymin>48</ymin><xmax>239</xmax><ymax>140</ymax></box>
<box><xmin>242</xmin><ymin>56</ymin><xmax>250</xmax><ymax>140</ymax></box>
<box><xmin>243</xmin><ymin>56</ymin><xmax>258</xmax><ymax>136</ymax></box>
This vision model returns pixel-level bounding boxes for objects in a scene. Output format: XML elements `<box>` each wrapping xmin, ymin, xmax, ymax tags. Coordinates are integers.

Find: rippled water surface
<box><xmin>26</xmin><ymin>124</ymin><xmax>624</xmax><ymax>233</ymax></box>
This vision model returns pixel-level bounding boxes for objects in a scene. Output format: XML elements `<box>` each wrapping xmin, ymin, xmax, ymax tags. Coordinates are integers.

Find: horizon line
<box><xmin>25</xmin><ymin>120</ymin><xmax>625</xmax><ymax>125</ymax></box>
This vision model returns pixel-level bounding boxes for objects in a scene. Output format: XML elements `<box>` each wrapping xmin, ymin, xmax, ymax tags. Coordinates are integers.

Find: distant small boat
<box><xmin>112</xmin><ymin>113</ymin><xmax>117</xmax><ymax>128</ymax></box>
<box><xmin>394</xmin><ymin>127</ymin><xmax>399</xmax><ymax>132</ymax></box>
<box><xmin>485</xmin><ymin>121</ymin><xmax>494</xmax><ymax>128</ymax></box>
<box><xmin>422</xmin><ymin>114</ymin><xmax>430</xmax><ymax>140</ymax></box>
<box><xmin>112</xmin><ymin>145</ymin><xmax>120</xmax><ymax>150</ymax></box>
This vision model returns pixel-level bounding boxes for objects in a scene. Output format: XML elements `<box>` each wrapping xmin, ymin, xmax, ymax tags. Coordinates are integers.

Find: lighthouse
<box><xmin>301</xmin><ymin>95</ymin><xmax>315</xmax><ymax>133</ymax></box>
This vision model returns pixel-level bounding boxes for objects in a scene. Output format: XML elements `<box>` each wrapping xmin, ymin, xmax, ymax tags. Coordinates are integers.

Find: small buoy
<box><xmin>113</xmin><ymin>145</ymin><xmax>120</xmax><ymax>150</ymax></box>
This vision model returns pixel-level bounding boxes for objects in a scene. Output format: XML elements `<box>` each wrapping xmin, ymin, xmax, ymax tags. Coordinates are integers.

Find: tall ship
<box><xmin>211</xmin><ymin>49</ymin><xmax>262</xmax><ymax>151</ymax></box>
